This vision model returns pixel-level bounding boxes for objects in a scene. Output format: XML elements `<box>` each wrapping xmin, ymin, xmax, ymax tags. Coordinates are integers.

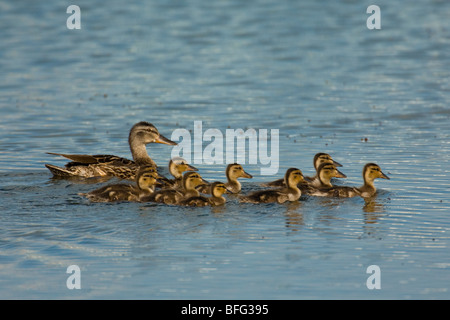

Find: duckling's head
<box><xmin>169</xmin><ymin>157</ymin><xmax>197</xmax><ymax>179</ymax></box>
<box><xmin>363</xmin><ymin>163</ymin><xmax>390</xmax><ymax>183</ymax></box>
<box><xmin>226</xmin><ymin>163</ymin><xmax>253</xmax><ymax>180</ymax></box>
<box><xmin>210</xmin><ymin>182</ymin><xmax>229</xmax><ymax>198</ymax></box>
<box><xmin>313</xmin><ymin>153</ymin><xmax>342</xmax><ymax>170</ymax></box>
<box><xmin>183</xmin><ymin>171</ymin><xmax>208</xmax><ymax>191</ymax></box>
<box><xmin>317</xmin><ymin>163</ymin><xmax>347</xmax><ymax>186</ymax></box>
<box><xmin>136</xmin><ymin>166</ymin><xmax>160</xmax><ymax>192</ymax></box>
<box><xmin>129</xmin><ymin>122</ymin><xmax>177</xmax><ymax>146</ymax></box>
<box><xmin>284</xmin><ymin>168</ymin><xmax>305</xmax><ymax>187</ymax></box>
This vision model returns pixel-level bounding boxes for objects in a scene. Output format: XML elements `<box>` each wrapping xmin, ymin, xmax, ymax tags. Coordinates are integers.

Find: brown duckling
<box><xmin>262</xmin><ymin>152</ymin><xmax>342</xmax><ymax>188</ymax></box>
<box><xmin>311</xmin><ymin>163</ymin><xmax>389</xmax><ymax>198</ymax></box>
<box><xmin>179</xmin><ymin>182</ymin><xmax>229</xmax><ymax>207</ymax></box>
<box><xmin>307</xmin><ymin>163</ymin><xmax>348</xmax><ymax>196</ymax></box>
<box><xmin>143</xmin><ymin>171</ymin><xmax>208</xmax><ymax>205</ymax></box>
<box><xmin>159</xmin><ymin>157</ymin><xmax>198</xmax><ymax>189</ymax></box>
<box><xmin>198</xmin><ymin>163</ymin><xmax>252</xmax><ymax>194</ymax></box>
<box><xmin>240</xmin><ymin>168</ymin><xmax>305</xmax><ymax>204</ymax></box>
<box><xmin>79</xmin><ymin>166</ymin><xmax>160</xmax><ymax>202</ymax></box>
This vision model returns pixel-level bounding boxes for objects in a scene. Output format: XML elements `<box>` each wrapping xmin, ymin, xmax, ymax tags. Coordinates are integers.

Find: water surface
<box><xmin>0</xmin><ymin>0</ymin><xmax>449</xmax><ymax>299</ymax></box>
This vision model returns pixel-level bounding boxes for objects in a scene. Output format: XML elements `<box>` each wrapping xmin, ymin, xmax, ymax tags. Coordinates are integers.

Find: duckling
<box><xmin>311</xmin><ymin>163</ymin><xmax>389</xmax><ymax>198</ymax></box>
<box><xmin>307</xmin><ymin>163</ymin><xmax>348</xmax><ymax>196</ymax></box>
<box><xmin>143</xmin><ymin>171</ymin><xmax>208</xmax><ymax>205</ymax></box>
<box><xmin>79</xmin><ymin>166</ymin><xmax>160</xmax><ymax>202</ymax></box>
<box><xmin>198</xmin><ymin>163</ymin><xmax>252</xmax><ymax>194</ymax></box>
<box><xmin>158</xmin><ymin>157</ymin><xmax>198</xmax><ymax>189</ymax></box>
<box><xmin>179</xmin><ymin>182</ymin><xmax>229</xmax><ymax>207</ymax></box>
<box><xmin>45</xmin><ymin>122</ymin><xmax>177</xmax><ymax>180</ymax></box>
<box><xmin>240</xmin><ymin>168</ymin><xmax>305</xmax><ymax>204</ymax></box>
<box><xmin>306</xmin><ymin>153</ymin><xmax>343</xmax><ymax>187</ymax></box>
<box><xmin>262</xmin><ymin>152</ymin><xmax>342</xmax><ymax>188</ymax></box>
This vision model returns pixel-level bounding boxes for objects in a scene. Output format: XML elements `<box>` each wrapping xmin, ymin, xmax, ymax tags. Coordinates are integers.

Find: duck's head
<box><xmin>210</xmin><ymin>182</ymin><xmax>229</xmax><ymax>197</ymax></box>
<box><xmin>183</xmin><ymin>171</ymin><xmax>208</xmax><ymax>191</ymax></box>
<box><xmin>313</xmin><ymin>153</ymin><xmax>342</xmax><ymax>170</ymax></box>
<box><xmin>363</xmin><ymin>163</ymin><xmax>390</xmax><ymax>183</ymax></box>
<box><xmin>169</xmin><ymin>157</ymin><xmax>197</xmax><ymax>179</ymax></box>
<box><xmin>226</xmin><ymin>163</ymin><xmax>253</xmax><ymax>180</ymax></box>
<box><xmin>129</xmin><ymin>122</ymin><xmax>177</xmax><ymax>146</ymax></box>
<box><xmin>136</xmin><ymin>166</ymin><xmax>161</xmax><ymax>192</ymax></box>
<box><xmin>284</xmin><ymin>168</ymin><xmax>305</xmax><ymax>188</ymax></box>
<box><xmin>317</xmin><ymin>163</ymin><xmax>347</xmax><ymax>186</ymax></box>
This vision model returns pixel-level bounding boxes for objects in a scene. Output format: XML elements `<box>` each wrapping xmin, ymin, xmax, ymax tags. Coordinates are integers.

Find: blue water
<box><xmin>1</xmin><ymin>0</ymin><xmax>449</xmax><ymax>299</ymax></box>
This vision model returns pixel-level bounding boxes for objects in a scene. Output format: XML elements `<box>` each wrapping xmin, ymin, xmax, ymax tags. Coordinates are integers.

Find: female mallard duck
<box><xmin>310</xmin><ymin>163</ymin><xmax>389</xmax><ymax>198</ymax></box>
<box><xmin>45</xmin><ymin>122</ymin><xmax>177</xmax><ymax>180</ymax></box>
<box><xmin>158</xmin><ymin>157</ymin><xmax>198</xmax><ymax>189</ymax></box>
<box><xmin>143</xmin><ymin>171</ymin><xmax>208</xmax><ymax>205</ymax></box>
<box><xmin>240</xmin><ymin>168</ymin><xmax>305</xmax><ymax>204</ymax></box>
<box><xmin>198</xmin><ymin>163</ymin><xmax>252</xmax><ymax>194</ymax></box>
<box><xmin>179</xmin><ymin>182</ymin><xmax>229</xmax><ymax>207</ymax></box>
<box><xmin>79</xmin><ymin>166</ymin><xmax>161</xmax><ymax>202</ymax></box>
<box><xmin>262</xmin><ymin>153</ymin><xmax>342</xmax><ymax>188</ymax></box>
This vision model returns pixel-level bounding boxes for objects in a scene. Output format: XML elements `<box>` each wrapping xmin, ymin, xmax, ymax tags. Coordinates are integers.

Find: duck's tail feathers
<box><xmin>45</xmin><ymin>164</ymin><xmax>77</xmax><ymax>177</ymax></box>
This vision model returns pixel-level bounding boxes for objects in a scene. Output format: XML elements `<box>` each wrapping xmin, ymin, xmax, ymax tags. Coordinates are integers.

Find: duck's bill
<box><xmin>333</xmin><ymin>159</ymin><xmax>343</xmax><ymax>167</ymax></box>
<box><xmin>380</xmin><ymin>171</ymin><xmax>390</xmax><ymax>180</ymax></box>
<box><xmin>242</xmin><ymin>171</ymin><xmax>253</xmax><ymax>179</ymax></box>
<box><xmin>186</xmin><ymin>164</ymin><xmax>198</xmax><ymax>172</ymax></box>
<box><xmin>335</xmin><ymin>169</ymin><xmax>347</xmax><ymax>178</ymax></box>
<box><xmin>155</xmin><ymin>134</ymin><xmax>178</xmax><ymax>145</ymax></box>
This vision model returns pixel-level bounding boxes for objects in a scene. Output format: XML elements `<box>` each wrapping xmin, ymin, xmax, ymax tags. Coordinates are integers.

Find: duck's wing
<box><xmin>47</xmin><ymin>152</ymin><xmax>134</xmax><ymax>166</ymax></box>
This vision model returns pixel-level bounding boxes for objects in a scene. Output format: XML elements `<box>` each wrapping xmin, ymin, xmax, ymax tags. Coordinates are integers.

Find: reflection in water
<box><xmin>363</xmin><ymin>197</ymin><xmax>385</xmax><ymax>215</ymax></box>
<box><xmin>283</xmin><ymin>201</ymin><xmax>304</xmax><ymax>232</ymax></box>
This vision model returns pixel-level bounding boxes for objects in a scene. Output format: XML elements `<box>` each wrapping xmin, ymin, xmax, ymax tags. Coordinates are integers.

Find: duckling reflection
<box><xmin>45</xmin><ymin>122</ymin><xmax>177</xmax><ymax>180</ymax></box>
<box><xmin>283</xmin><ymin>201</ymin><xmax>304</xmax><ymax>232</ymax></box>
<box><xmin>363</xmin><ymin>197</ymin><xmax>386</xmax><ymax>214</ymax></box>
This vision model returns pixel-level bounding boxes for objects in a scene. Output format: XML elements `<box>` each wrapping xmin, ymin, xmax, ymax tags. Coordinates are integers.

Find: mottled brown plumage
<box><xmin>45</xmin><ymin>122</ymin><xmax>176</xmax><ymax>180</ymax></box>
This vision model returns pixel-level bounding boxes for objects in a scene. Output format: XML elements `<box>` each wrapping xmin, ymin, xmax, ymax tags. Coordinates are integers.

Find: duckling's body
<box><xmin>180</xmin><ymin>182</ymin><xmax>229</xmax><ymax>207</ymax></box>
<box><xmin>143</xmin><ymin>171</ymin><xmax>207</xmax><ymax>205</ymax></box>
<box><xmin>355</xmin><ymin>163</ymin><xmax>390</xmax><ymax>198</ymax></box>
<box><xmin>45</xmin><ymin>122</ymin><xmax>176</xmax><ymax>180</ymax></box>
<box><xmin>198</xmin><ymin>163</ymin><xmax>252</xmax><ymax>194</ymax></box>
<box><xmin>308</xmin><ymin>163</ymin><xmax>347</xmax><ymax>196</ymax></box>
<box><xmin>241</xmin><ymin>168</ymin><xmax>305</xmax><ymax>204</ymax></box>
<box><xmin>79</xmin><ymin>166</ymin><xmax>160</xmax><ymax>202</ymax></box>
<box><xmin>307</xmin><ymin>163</ymin><xmax>348</xmax><ymax>196</ymax></box>
<box><xmin>263</xmin><ymin>153</ymin><xmax>342</xmax><ymax>188</ymax></box>
<box><xmin>311</xmin><ymin>163</ymin><xmax>389</xmax><ymax>198</ymax></box>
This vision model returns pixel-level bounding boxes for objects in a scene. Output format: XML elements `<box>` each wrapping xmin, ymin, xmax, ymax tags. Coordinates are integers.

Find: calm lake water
<box><xmin>0</xmin><ymin>0</ymin><xmax>449</xmax><ymax>299</ymax></box>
